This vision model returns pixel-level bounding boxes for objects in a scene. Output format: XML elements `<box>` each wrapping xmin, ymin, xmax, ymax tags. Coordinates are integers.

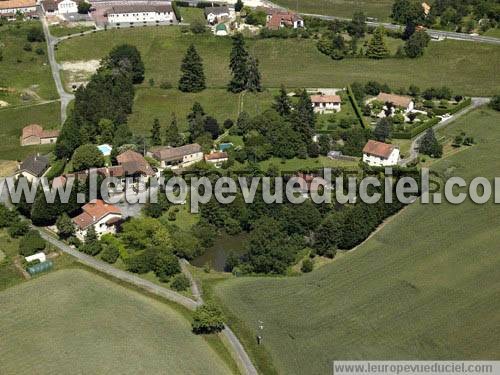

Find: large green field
<box><xmin>275</xmin><ymin>0</ymin><xmax>394</xmax><ymax>21</ymax></box>
<box><xmin>0</xmin><ymin>101</ymin><xmax>60</xmax><ymax>161</ymax></box>
<box><xmin>213</xmin><ymin>108</ymin><xmax>500</xmax><ymax>374</ymax></box>
<box><xmin>0</xmin><ymin>21</ymin><xmax>58</xmax><ymax>105</ymax></box>
<box><xmin>56</xmin><ymin>27</ymin><xmax>500</xmax><ymax>96</ymax></box>
<box><xmin>0</xmin><ymin>269</ymin><xmax>234</xmax><ymax>375</ymax></box>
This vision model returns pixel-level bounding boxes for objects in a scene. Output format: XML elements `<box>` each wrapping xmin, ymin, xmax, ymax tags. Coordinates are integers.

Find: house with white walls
<box><xmin>362</xmin><ymin>140</ymin><xmax>400</xmax><ymax>167</ymax></box>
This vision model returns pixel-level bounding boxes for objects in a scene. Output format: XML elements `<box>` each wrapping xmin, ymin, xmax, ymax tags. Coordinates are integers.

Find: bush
<box><xmin>301</xmin><ymin>258</ymin><xmax>313</xmax><ymax>273</ymax></box>
<box><xmin>192</xmin><ymin>303</ymin><xmax>225</xmax><ymax>334</ymax></box>
<box><xmin>190</xmin><ymin>19</ymin><xmax>206</xmax><ymax>34</ymax></box>
<box><xmin>171</xmin><ymin>274</ymin><xmax>190</xmax><ymax>291</ymax></box>
<box><xmin>35</xmin><ymin>47</ymin><xmax>44</xmax><ymax>55</ymax></box>
<box><xmin>490</xmin><ymin>95</ymin><xmax>500</xmax><ymax>111</ymax></box>
<box><xmin>23</xmin><ymin>43</ymin><xmax>32</xmax><ymax>52</ymax></box>
<box><xmin>8</xmin><ymin>220</ymin><xmax>29</xmax><ymax>238</ymax></box>
<box><xmin>80</xmin><ymin>241</ymin><xmax>102</xmax><ymax>256</ymax></box>
<box><xmin>27</xmin><ymin>27</ymin><xmax>44</xmax><ymax>42</ymax></box>
<box><xmin>19</xmin><ymin>230</ymin><xmax>46</xmax><ymax>257</ymax></box>
<box><xmin>101</xmin><ymin>244</ymin><xmax>120</xmax><ymax>264</ymax></box>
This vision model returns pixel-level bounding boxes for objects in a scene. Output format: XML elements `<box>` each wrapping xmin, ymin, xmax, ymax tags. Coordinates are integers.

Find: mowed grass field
<box><xmin>0</xmin><ymin>101</ymin><xmax>60</xmax><ymax>161</ymax></box>
<box><xmin>129</xmin><ymin>87</ymin><xmax>276</xmax><ymax>134</ymax></box>
<box><xmin>56</xmin><ymin>27</ymin><xmax>500</xmax><ymax>96</ymax></box>
<box><xmin>0</xmin><ymin>21</ymin><xmax>58</xmax><ymax>105</ymax></box>
<box><xmin>213</xmin><ymin>109</ymin><xmax>500</xmax><ymax>374</ymax></box>
<box><xmin>0</xmin><ymin>269</ymin><xmax>233</xmax><ymax>375</ymax></box>
<box><xmin>275</xmin><ymin>0</ymin><xmax>394</xmax><ymax>21</ymax></box>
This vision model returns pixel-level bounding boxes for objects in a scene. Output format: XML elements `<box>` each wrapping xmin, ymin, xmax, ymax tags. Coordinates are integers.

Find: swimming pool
<box><xmin>97</xmin><ymin>144</ymin><xmax>112</xmax><ymax>156</ymax></box>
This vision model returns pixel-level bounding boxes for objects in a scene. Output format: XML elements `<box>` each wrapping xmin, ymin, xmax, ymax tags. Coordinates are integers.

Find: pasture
<box><xmin>55</xmin><ymin>26</ymin><xmax>500</xmax><ymax>96</ymax></box>
<box><xmin>213</xmin><ymin>109</ymin><xmax>500</xmax><ymax>374</ymax></box>
<box><xmin>275</xmin><ymin>0</ymin><xmax>394</xmax><ymax>21</ymax></box>
<box><xmin>0</xmin><ymin>21</ymin><xmax>58</xmax><ymax>105</ymax></box>
<box><xmin>0</xmin><ymin>269</ymin><xmax>234</xmax><ymax>375</ymax></box>
<box><xmin>0</xmin><ymin>101</ymin><xmax>60</xmax><ymax>160</ymax></box>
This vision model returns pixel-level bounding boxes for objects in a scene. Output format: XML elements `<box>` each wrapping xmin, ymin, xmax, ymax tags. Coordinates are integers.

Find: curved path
<box><xmin>37</xmin><ymin>229</ymin><xmax>258</xmax><ymax>375</ymax></box>
<box><xmin>40</xmin><ymin>14</ymin><xmax>75</xmax><ymax>124</ymax></box>
<box><xmin>399</xmin><ymin>97</ymin><xmax>490</xmax><ymax>165</ymax></box>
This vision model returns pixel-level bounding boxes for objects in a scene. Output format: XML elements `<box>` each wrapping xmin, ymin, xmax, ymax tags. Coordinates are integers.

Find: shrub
<box><xmin>23</xmin><ymin>42</ymin><xmax>32</xmax><ymax>52</ymax></box>
<box><xmin>190</xmin><ymin>19</ymin><xmax>206</xmax><ymax>34</ymax></box>
<box><xmin>192</xmin><ymin>303</ymin><xmax>225</xmax><ymax>334</ymax></box>
<box><xmin>301</xmin><ymin>258</ymin><xmax>313</xmax><ymax>273</ymax></box>
<box><xmin>490</xmin><ymin>95</ymin><xmax>500</xmax><ymax>111</ymax></box>
<box><xmin>8</xmin><ymin>220</ymin><xmax>29</xmax><ymax>238</ymax></box>
<box><xmin>27</xmin><ymin>27</ymin><xmax>44</xmax><ymax>42</ymax></box>
<box><xmin>35</xmin><ymin>47</ymin><xmax>44</xmax><ymax>55</ymax></box>
<box><xmin>19</xmin><ymin>230</ymin><xmax>46</xmax><ymax>257</ymax></box>
<box><xmin>171</xmin><ymin>274</ymin><xmax>190</xmax><ymax>291</ymax></box>
<box><xmin>101</xmin><ymin>244</ymin><xmax>120</xmax><ymax>264</ymax></box>
<box><xmin>80</xmin><ymin>241</ymin><xmax>102</xmax><ymax>256</ymax></box>
<box><xmin>159</xmin><ymin>81</ymin><xmax>173</xmax><ymax>89</ymax></box>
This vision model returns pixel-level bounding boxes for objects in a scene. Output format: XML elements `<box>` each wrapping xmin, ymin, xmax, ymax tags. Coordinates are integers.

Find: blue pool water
<box><xmin>97</xmin><ymin>144</ymin><xmax>112</xmax><ymax>156</ymax></box>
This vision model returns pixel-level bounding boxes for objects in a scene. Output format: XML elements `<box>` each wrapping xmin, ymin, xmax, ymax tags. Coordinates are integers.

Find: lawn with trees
<box><xmin>55</xmin><ymin>26</ymin><xmax>500</xmax><ymax>96</ymax></box>
<box><xmin>0</xmin><ymin>269</ymin><xmax>236</xmax><ymax>374</ymax></box>
<box><xmin>212</xmin><ymin>108</ymin><xmax>500</xmax><ymax>374</ymax></box>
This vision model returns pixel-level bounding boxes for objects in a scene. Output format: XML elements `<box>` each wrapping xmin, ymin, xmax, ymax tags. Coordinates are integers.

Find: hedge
<box><xmin>392</xmin><ymin>117</ymin><xmax>440</xmax><ymax>139</ymax></box>
<box><xmin>171</xmin><ymin>1</ymin><xmax>182</xmax><ymax>22</ymax></box>
<box><xmin>432</xmin><ymin>97</ymin><xmax>472</xmax><ymax>116</ymax></box>
<box><xmin>346</xmin><ymin>84</ymin><xmax>368</xmax><ymax>129</ymax></box>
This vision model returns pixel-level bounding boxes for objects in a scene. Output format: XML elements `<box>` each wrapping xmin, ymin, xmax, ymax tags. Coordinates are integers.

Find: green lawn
<box><xmin>0</xmin><ymin>269</ymin><xmax>234</xmax><ymax>374</ymax></box>
<box><xmin>483</xmin><ymin>27</ymin><xmax>500</xmax><ymax>38</ymax></box>
<box><xmin>213</xmin><ymin>109</ymin><xmax>500</xmax><ymax>374</ymax></box>
<box><xmin>0</xmin><ymin>21</ymin><xmax>58</xmax><ymax>105</ymax></box>
<box><xmin>56</xmin><ymin>26</ymin><xmax>500</xmax><ymax>96</ymax></box>
<box><xmin>49</xmin><ymin>24</ymin><xmax>95</xmax><ymax>38</ymax></box>
<box><xmin>178</xmin><ymin>7</ymin><xmax>206</xmax><ymax>24</ymax></box>
<box><xmin>276</xmin><ymin>0</ymin><xmax>394</xmax><ymax>21</ymax></box>
<box><xmin>129</xmin><ymin>87</ymin><xmax>275</xmax><ymax>135</ymax></box>
<box><xmin>256</xmin><ymin>155</ymin><xmax>359</xmax><ymax>172</ymax></box>
<box><xmin>0</xmin><ymin>101</ymin><xmax>60</xmax><ymax>161</ymax></box>
<box><xmin>0</xmin><ymin>230</ymin><xmax>23</xmax><ymax>291</ymax></box>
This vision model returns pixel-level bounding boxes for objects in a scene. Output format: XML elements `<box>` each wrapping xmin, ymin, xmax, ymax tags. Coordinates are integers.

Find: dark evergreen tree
<box><xmin>272</xmin><ymin>85</ymin><xmax>291</xmax><ymax>117</ymax></box>
<box><xmin>347</xmin><ymin>11</ymin><xmax>367</xmax><ymax>38</ymax></box>
<box><xmin>419</xmin><ymin>128</ymin><xmax>443</xmax><ymax>158</ymax></box>
<box><xmin>203</xmin><ymin>116</ymin><xmax>220</xmax><ymax>139</ymax></box>
<box><xmin>164</xmin><ymin>113</ymin><xmax>183</xmax><ymax>146</ymax></box>
<box><xmin>402</xmin><ymin>20</ymin><xmax>416</xmax><ymax>40</ymax></box>
<box><xmin>373</xmin><ymin>118</ymin><xmax>392</xmax><ymax>141</ymax></box>
<box><xmin>404</xmin><ymin>30</ymin><xmax>431</xmax><ymax>58</ymax></box>
<box><xmin>290</xmin><ymin>90</ymin><xmax>315</xmax><ymax>147</ymax></box>
<box><xmin>178</xmin><ymin>44</ymin><xmax>206</xmax><ymax>92</ymax></box>
<box><xmin>151</xmin><ymin>118</ymin><xmax>162</xmax><ymax>146</ymax></box>
<box><xmin>246</xmin><ymin>55</ymin><xmax>262</xmax><ymax>92</ymax></box>
<box><xmin>234</xmin><ymin>0</ymin><xmax>244</xmax><ymax>12</ymax></box>
<box><xmin>228</xmin><ymin>33</ymin><xmax>249</xmax><ymax>93</ymax></box>
<box><xmin>366</xmin><ymin>27</ymin><xmax>390</xmax><ymax>59</ymax></box>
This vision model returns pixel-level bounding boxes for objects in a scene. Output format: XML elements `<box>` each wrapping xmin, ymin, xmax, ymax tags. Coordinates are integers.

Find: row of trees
<box><xmin>177</xmin><ymin>34</ymin><xmax>262</xmax><ymax>94</ymax></box>
<box><xmin>56</xmin><ymin>44</ymin><xmax>144</xmax><ymax>159</ymax></box>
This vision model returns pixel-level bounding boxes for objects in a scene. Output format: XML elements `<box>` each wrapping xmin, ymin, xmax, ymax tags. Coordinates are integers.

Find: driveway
<box><xmin>399</xmin><ymin>97</ymin><xmax>490</xmax><ymax>165</ymax></box>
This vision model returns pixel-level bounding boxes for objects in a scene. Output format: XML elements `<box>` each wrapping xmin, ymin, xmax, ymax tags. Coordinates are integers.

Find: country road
<box><xmin>399</xmin><ymin>97</ymin><xmax>491</xmax><ymax>165</ymax></box>
<box><xmin>36</xmin><ymin>229</ymin><xmax>258</xmax><ymax>375</ymax></box>
<box><xmin>260</xmin><ymin>0</ymin><xmax>500</xmax><ymax>45</ymax></box>
<box><xmin>40</xmin><ymin>13</ymin><xmax>75</xmax><ymax>124</ymax></box>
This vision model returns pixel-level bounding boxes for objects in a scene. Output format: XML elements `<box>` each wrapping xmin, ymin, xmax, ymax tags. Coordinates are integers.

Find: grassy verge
<box><xmin>0</xmin><ymin>101</ymin><xmax>60</xmax><ymax>160</ymax></box>
<box><xmin>49</xmin><ymin>24</ymin><xmax>95</xmax><ymax>37</ymax></box>
<box><xmin>213</xmin><ymin>109</ymin><xmax>500</xmax><ymax>374</ymax></box>
<box><xmin>275</xmin><ymin>0</ymin><xmax>393</xmax><ymax>21</ymax></box>
<box><xmin>56</xmin><ymin>26</ymin><xmax>500</xmax><ymax>95</ymax></box>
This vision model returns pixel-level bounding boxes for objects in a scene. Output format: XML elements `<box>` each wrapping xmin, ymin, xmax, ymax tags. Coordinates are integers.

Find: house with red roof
<box><xmin>205</xmin><ymin>151</ymin><xmax>228</xmax><ymax>167</ymax></box>
<box><xmin>72</xmin><ymin>199</ymin><xmax>122</xmax><ymax>241</ymax></box>
<box><xmin>310</xmin><ymin>94</ymin><xmax>342</xmax><ymax>113</ymax></box>
<box><xmin>21</xmin><ymin>124</ymin><xmax>60</xmax><ymax>146</ymax></box>
<box><xmin>264</xmin><ymin>9</ymin><xmax>303</xmax><ymax>30</ymax></box>
<box><xmin>362</xmin><ymin>140</ymin><xmax>400</xmax><ymax>167</ymax></box>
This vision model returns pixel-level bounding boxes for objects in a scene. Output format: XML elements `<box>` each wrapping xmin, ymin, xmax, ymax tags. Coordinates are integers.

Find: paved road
<box><xmin>399</xmin><ymin>97</ymin><xmax>490</xmax><ymax>165</ymax></box>
<box><xmin>40</xmin><ymin>13</ymin><xmax>75</xmax><ymax>124</ymax></box>
<box><xmin>301</xmin><ymin>12</ymin><xmax>500</xmax><ymax>45</ymax></box>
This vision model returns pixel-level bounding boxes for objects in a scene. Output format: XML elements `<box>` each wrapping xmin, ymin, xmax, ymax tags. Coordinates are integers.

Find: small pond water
<box><xmin>191</xmin><ymin>233</ymin><xmax>249</xmax><ymax>272</ymax></box>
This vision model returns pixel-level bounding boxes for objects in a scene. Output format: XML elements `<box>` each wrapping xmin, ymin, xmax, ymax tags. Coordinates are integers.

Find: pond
<box><xmin>191</xmin><ymin>233</ymin><xmax>249</xmax><ymax>272</ymax></box>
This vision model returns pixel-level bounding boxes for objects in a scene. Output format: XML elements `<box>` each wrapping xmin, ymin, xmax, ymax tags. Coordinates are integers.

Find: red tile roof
<box><xmin>72</xmin><ymin>199</ymin><xmax>121</xmax><ymax>230</ymax></box>
<box><xmin>310</xmin><ymin>94</ymin><xmax>341</xmax><ymax>104</ymax></box>
<box><xmin>116</xmin><ymin>150</ymin><xmax>155</xmax><ymax>176</ymax></box>
<box><xmin>22</xmin><ymin>124</ymin><xmax>59</xmax><ymax>140</ymax></box>
<box><xmin>362</xmin><ymin>140</ymin><xmax>396</xmax><ymax>159</ymax></box>
<box><xmin>205</xmin><ymin>151</ymin><xmax>228</xmax><ymax>161</ymax></box>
